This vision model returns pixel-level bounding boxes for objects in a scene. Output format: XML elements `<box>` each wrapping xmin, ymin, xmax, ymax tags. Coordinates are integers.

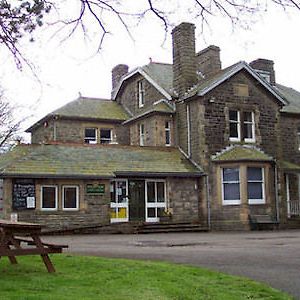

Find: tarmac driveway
<box><xmin>45</xmin><ymin>230</ymin><xmax>300</xmax><ymax>299</ymax></box>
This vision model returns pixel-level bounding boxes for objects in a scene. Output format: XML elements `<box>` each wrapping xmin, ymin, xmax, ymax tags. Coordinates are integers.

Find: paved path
<box><xmin>45</xmin><ymin>230</ymin><xmax>300</xmax><ymax>299</ymax></box>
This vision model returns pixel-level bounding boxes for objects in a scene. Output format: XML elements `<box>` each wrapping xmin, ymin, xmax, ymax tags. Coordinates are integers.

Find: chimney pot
<box><xmin>249</xmin><ymin>58</ymin><xmax>275</xmax><ymax>85</ymax></box>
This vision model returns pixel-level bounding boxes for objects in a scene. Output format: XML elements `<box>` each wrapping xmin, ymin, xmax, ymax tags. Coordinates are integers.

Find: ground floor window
<box><xmin>41</xmin><ymin>185</ymin><xmax>58</xmax><ymax>211</ymax></box>
<box><xmin>221</xmin><ymin>165</ymin><xmax>266</xmax><ymax>205</ymax></box>
<box><xmin>146</xmin><ymin>180</ymin><xmax>166</xmax><ymax>222</ymax></box>
<box><xmin>222</xmin><ymin>168</ymin><xmax>241</xmax><ymax>205</ymax></box>
<box><xmin>62</xmin><ymin>186</ymin><xmax>79</xmax><ymax>210</ymax></box>
<box><xmin>247</xmin><ymin>167</ymin><xmax>265</xmax><ymax>204</ymax></box>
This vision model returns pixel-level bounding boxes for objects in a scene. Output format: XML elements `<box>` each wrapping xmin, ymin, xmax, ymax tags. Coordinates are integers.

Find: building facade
<box><xmin>1</xmin><ymin>22</ymin><xmax>300</xmax><ymax>231</ymax></box>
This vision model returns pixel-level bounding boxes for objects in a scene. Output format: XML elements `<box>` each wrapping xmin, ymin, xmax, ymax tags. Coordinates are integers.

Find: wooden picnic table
<box><xmin>0</xmin><ymin>219</ymin><xmax>68</xmax><ymax>273</ymax></box>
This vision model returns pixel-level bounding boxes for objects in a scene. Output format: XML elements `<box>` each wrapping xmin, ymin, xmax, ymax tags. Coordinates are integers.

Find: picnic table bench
<box><xmin>0</xmin><ymin>219</ymin><xmax>68</xmax><ymax>273</ymax></box>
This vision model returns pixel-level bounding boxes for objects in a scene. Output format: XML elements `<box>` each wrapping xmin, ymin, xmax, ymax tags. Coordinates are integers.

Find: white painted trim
<box><xmin>62</xmin><ymin>185</ymin><xmax>79</xmax><ymax>211</ymax></box>
<box><xmin>248</xmin><ymin>167</ymin><xmax>265</xmax><ymax>205</ymax></box>
<box><xmin>110</xmin><ymin>179</ymin><xmax>129</xmax><ymax>223</ymax></box>
<box><xmin>286</xmin><ymin>174</ymin><xmax>291</xmax><ymax>218</ymax></box>
<box><xmin>112</xmin><ymin>67</ymin><xmax>172</xmax><ymax>101</ymax></box>
<box><xmin>139</xmin><ymin>123</ymin><xmax>145</xmax><ymax>146</ymax></box>
<box><xmin>229</xmin><ymin>110</ymin><xmax>241</xmax><ymax>142</ymax></box>
<box><xmin>198</xmin><ymin>61</ymin><xmax>287</xmax><ymax>105</ymax></box>
<box><xmin>244</xmin><ymin>111</ymin><xmax>256</xmax><ymax>143</ymax></box>
<box><xmin>84</xmin><ymin>128</ymin><xmax>97</xmax><ymax>144</ymax></box>
<box><xmin>41</xmin><ymin>185</ymin><xmax>58</xmax><ymax>211</ymax></box>
<box><xmin>221</xmin><ymin>168</ymin><xmax>241</xmax><ymax>206</ymax></box>
<box><xmin>145</xmin><ymin>180</ymin><xmax>166</xmax><ymax>222</ymax></box>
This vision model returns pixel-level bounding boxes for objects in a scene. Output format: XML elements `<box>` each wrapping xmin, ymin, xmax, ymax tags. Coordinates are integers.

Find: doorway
<box><xmin>128</xmin><ymin>180</ymin><xmax>145</xmax><ymax>221</ymax></box>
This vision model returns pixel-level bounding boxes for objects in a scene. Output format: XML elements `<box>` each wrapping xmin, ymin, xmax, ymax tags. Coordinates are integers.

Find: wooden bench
<box><xmin>0</xmin><ymin>220</ymin><xmax>68</xmax><ymax>273</ymax></box>
<box><xmin>248</xmin><ymin>214</ymin><xmax>279</xmax><ymax>230</ymax></box>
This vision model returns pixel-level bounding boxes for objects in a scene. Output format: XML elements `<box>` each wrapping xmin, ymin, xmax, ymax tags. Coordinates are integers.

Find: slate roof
<box><xmin>141</xmin><ymin>63</ymin><xmax>173</xmax><ymax>95</ymax></box>
<box><xmin>276</xmin><ymin>84</ymin><xmax>300</xmax><ymax>114</ymax></box>
<box><xmin>0</xmin><ymin>144</ymin><xmax>203</xmax><ymax>178</ymax></box>
<box><xmin>278</xmin><ymin>160</ymin><xmax>300</xmax><ymax>173</ymax></box>
<box><xmin>26</xmin><ymin>97</ymin><xmax>130</xmax><ymax>132</ymax></box>
<box><xmin>212</xmin><ymin>145</ymin><xmax>273</xmax><ymax>162</ymax></box>
<box><xmin>123</xmin><ymin>100</ymin><xmax>175</xmax><ymax>124</ymax></box>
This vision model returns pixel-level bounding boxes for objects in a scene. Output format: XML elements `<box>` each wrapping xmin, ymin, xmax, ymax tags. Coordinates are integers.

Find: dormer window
<box><xmin>84</xmin><ymin>128</ymin><xmax>97</xmax><ymax>144</ymax></box>
<box><xmin>138</xmin><ymin>80</ymin><xmax>145</xmax><ymax>108</ymax></box>
<box><xmin>256</xmin><ymin>69</ymin><xmax>271</xmax><ymax>83</ymax></box>
<box><xmin>100</xmin><ymin>129</ymin><xmax>112</xmax><ymax>144</ymax></box>
<box><xmin>229</xmin><ymin>110</ymin><xmax>255</xmax><ymax>143</ymax></box>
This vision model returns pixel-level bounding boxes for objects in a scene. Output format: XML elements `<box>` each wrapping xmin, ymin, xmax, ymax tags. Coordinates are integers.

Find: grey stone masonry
<box><xmin>112</xmin><ymin>64</ymin><xmax>129</xmax><ymax>92</ymax></box>
<box><xmin>249</xmin><ymin>59</ymin><xmax>276</xmax><ymax>85</ymax></box>
<box><xmin>196</xmin><ymin>45</ymin><xmax>221</xmax><ymax>78</ymax></box>
<box><xmin>172</xmin><ymin>22</ymin><xmax>197</xmax><ymax>97</ymax></box>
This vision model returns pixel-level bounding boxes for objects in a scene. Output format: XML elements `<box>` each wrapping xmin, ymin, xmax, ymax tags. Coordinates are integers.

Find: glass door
<box><xmin>110</xmin><ymin>180</ymin><xmax>128</xmax><ymax>223</ymax></box>
<box><xmin>145</xmin><ymin>180</ymin><xmax>166</xmax><ymax>222</ymax></box>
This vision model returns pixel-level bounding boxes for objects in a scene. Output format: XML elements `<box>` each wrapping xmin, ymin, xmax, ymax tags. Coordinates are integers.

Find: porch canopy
<box><xmin>0</xmin><ymin>143</ymin><xmax>203</xmax><ymax>179</ymax></box>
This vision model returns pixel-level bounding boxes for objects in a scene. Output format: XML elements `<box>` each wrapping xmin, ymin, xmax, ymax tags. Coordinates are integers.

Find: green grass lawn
<box><xmin>0</xmin><ymin>254</ymin><xmax>292</xmax><ymax>300</ymax></box>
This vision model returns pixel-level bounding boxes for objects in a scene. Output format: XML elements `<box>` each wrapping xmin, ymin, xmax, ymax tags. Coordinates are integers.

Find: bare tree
<box><xmin>0</xmin><ymin>92</ymin><xmax>23</xmax><ymax>151</ymax></box>
<box><xmin>0</xmin><ymin>0</ymin><xmax>299</xmax><ymax>65</ymax></box>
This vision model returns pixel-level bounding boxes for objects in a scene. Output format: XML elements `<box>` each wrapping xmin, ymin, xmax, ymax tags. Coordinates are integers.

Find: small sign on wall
<box><xmin>86</xmin><ymin>183</ymin><xmax>105</xmax><ymax>194</ymax></box>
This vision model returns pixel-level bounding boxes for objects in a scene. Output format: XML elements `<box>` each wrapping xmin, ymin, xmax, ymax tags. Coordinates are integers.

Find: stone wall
<box><xmin>31</xmin><ymin>119</ymin><xmax>130</xmax><ymax>145</ymax></box>
<box><xmin>116</xmin><ymin>74</ymin><xmax>166</xmax><ymax>116</ymax></box>
<box><xmin>3</xmin><ymin>178</ymin><xmax>110</xmax><ymax>231</ymax></box>
<box><xmin>167</xmin><ymin>177</ymin><xmax>204</xmax><ymax>224</ymax></box>
<box><xmin>280</xmin><ymin>114</ymin><xmax>300</xmax><ymax>164</ymax></box>
<box><xmin>129</xmin><ymin>114</ymin><xmax>175</xmax><ymax>147</ymax></box>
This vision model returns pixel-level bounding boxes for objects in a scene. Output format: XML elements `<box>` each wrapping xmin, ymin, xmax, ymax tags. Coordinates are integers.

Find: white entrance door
<box><xmin>110</xmin><ymin>180</ymin><xmax>128</xmax><ymax>223</ymax></box>
<box><xmin>145</xmin><ymin>180</ymin><xmax>166</xmax><ymax>222</ymax></box>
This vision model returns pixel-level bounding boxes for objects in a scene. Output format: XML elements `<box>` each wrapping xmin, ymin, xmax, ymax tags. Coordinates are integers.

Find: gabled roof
<box><xmin>0</xmin><ymin>144</ymin><xmax>203</xmax><ymax>178</ymax></box>
<box><xmin>212</xmin><ymin>145</ymin><xmax>274</xmax><ymax>162</ymax></box>
<box><xmin>112</xmin><ymin>63</ymin><xmax>173</xmax><ymax>101</ymax></box>
<box><xmin>276</xmin><ymin>84</ymin><xmax>300</xmax><ymax>114</ymax></box>
<box><xmin>123</xmin><ymin>99</ymin><xmax>175</xmax><ymax>125</ymax></box>
<box><xmin>26</xmin><ymin>97</ymin><xmax>130</xmax><ymax>132</ymax></box>
<box><xmin>183</xmin><ymin>61</ymin><xmax>288</xmax><ymax>105</ymax></box>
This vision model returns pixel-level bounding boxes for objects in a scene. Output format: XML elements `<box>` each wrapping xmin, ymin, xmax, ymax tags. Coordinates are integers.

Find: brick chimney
<box><xmin>112</xmin><ymin>64</ymin><xmax>129</xmax><ymax>92</ymax></box>
<box><xmin>249</xmin><ymin>59</ymin><xmax>275</xmax><ymax>85</ymax></box>
<box><xmin>172</xmin><ymin>22</ymin><xmax>197</xmax><ymax>97</ymax></box>
<box><xmin>196</xmin><ymin>45</ymin><xmax>221</xmax><ymax>78</ymax></box>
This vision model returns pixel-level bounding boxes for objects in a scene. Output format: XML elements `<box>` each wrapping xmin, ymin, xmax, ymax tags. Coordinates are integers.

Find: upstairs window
<box><xmin>165</xmin><ymin>121</ymin><xmax>171</xmax><ymax>146</ymax></box>
<box><xmin>84</xmin><ymin>128</ymin><xmax>97</xmax><ymax>144</ymax></box>
<box><xmin>229</xmin><ymin>110</ymin><xmax>255</xmax><ymax>143</ymax></box>
<box><xmin>229</xmin><ymin>110</ymin><xmax>240</xmax><ymax>141</ymax></box>
<box><xmin>138</xmin><ymin>80</ymin><xmax>145</xmax><ymax>108</ymax></box>
<box><xmin>139</xmin><ymin>123</ymin><xmax>145</xmax><ymax>146</ymax></box>
<box><xmin>100</xmin><ymin>129</ymin><xmax>112</xmax><ymax>144</ymax></box>
<box><xmin>222</xmin><ymin>168</ymin><xmax>240</xmax><ymax>205</ymax></box>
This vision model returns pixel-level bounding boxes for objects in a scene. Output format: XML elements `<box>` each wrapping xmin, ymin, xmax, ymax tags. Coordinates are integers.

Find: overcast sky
<box><xmin>0</xmin><ymin>3</ymin><xmax>299</xmax><ymax>139</ymax></box>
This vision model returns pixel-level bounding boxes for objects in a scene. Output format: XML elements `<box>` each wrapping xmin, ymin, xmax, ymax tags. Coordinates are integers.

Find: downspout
<box><xmin>205</xmin><ymin>174</ymin><xmax>211</xmax><ymax>230</ymax></box>
<box><xmin>274</xmin><ymin>163</ymin><xmax>280</xmax><ymax>223</ymax></box>
<box><xmin>186</xmin><ymin>103</ymin><xmax>191</xmax><ymax>157</ymax></box>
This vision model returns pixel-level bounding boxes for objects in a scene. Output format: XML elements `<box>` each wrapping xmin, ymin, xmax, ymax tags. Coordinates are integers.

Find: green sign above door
<box><xmin>86</xmin><ymin>183</ymin><xmax>105</xmax><ymax>194</ymax></box>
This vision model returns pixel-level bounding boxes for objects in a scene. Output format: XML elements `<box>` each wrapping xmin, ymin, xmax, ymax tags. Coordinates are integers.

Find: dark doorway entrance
<box><xmin>128</xmin><ymin>180</ymin><xmax>145</xmax><ymax>221</ymax></box>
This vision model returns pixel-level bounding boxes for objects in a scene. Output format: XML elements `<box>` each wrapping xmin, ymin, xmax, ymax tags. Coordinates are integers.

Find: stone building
<box><xmin>1</xmin><ymin>22</ymin><xmax>300</xmax><ymax>231</ymax></box>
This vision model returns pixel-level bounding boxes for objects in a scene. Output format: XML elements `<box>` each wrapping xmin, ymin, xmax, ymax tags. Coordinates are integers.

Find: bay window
<box><xmin>247</xmin><ymin>167</ymin><xmax>265</xmax><ymax>204</ymax></box>
<box><xmin>222</xmin><ymin>168</ymin><xmax>241</xmax><ymax>205</ymax></box>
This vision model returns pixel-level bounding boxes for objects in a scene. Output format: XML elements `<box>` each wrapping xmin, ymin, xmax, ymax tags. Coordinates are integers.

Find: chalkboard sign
<box><xmin>12</xmin><ymin>179</ymin><xmax>36</xmax><ymax>210</ymax></box>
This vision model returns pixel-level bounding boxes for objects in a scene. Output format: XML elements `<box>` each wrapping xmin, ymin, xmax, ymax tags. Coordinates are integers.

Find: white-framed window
<box><xmin>229</xmin><ymin>110</ymin><xmax>255</xmax><ymax>143</ymax></box>
<box><xmin>146</xmin><ymin>180</ymin><xmax>166</xmax><ymax>222</ymax></box>
<box><xmin>222</xmin><ymin>168</ymin><xmax>241</xmax><ymax>205</ymax></box>
<box><xmin>41</xmin><ymin>185</ymin><xmax>58</xmax><ymax>211</ymax></box>
<box><xmin>297</xmin><ymin>128</ymin><xmax>300</xmax><ymax>151</ymax></box>
<box><xmin>62</xmin><ymin>185</ymin><xmax>79</xmax><ymax>211</ymax></box>
<box><xmin>100</xmin><ymin>129</ymin><xmax>112</xmax><ymax>144</ymax></box>
<box><xmin>229</xmin><ymin>110</ymin><xmax>241</xmax><ymax>142</ymax></box>
<box><xmin>84</xmin><ymin>128</ymin><xmax>97</xmax><ymax>144</ymax></box>
<box><xmin>247</xmin><ymin>167</ymin><xmax>265</xmax><ymax>204</ymax></box>
<box><xmin>110</xmin><ymin>180</ymin><xmax>128</xmax><ymax>223</ymax></box>
<box><xmin>243</xmin><ymin>112</ymin><xmax>255</xmax><ymax>143</ymax></box>
<box><xmin>139</xmin><ymin>123</ymin><xmax>145</xmax><ymax>146</ymax></box>
<box><xmin>165</xmin><ymin>121</ymin><xmax>171</xmax><ymax>146</ymax></box>
<box><xmin>138</xmin><ymin>80</ymin><xmax>145</xmax><ymax>108</ymax></box>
